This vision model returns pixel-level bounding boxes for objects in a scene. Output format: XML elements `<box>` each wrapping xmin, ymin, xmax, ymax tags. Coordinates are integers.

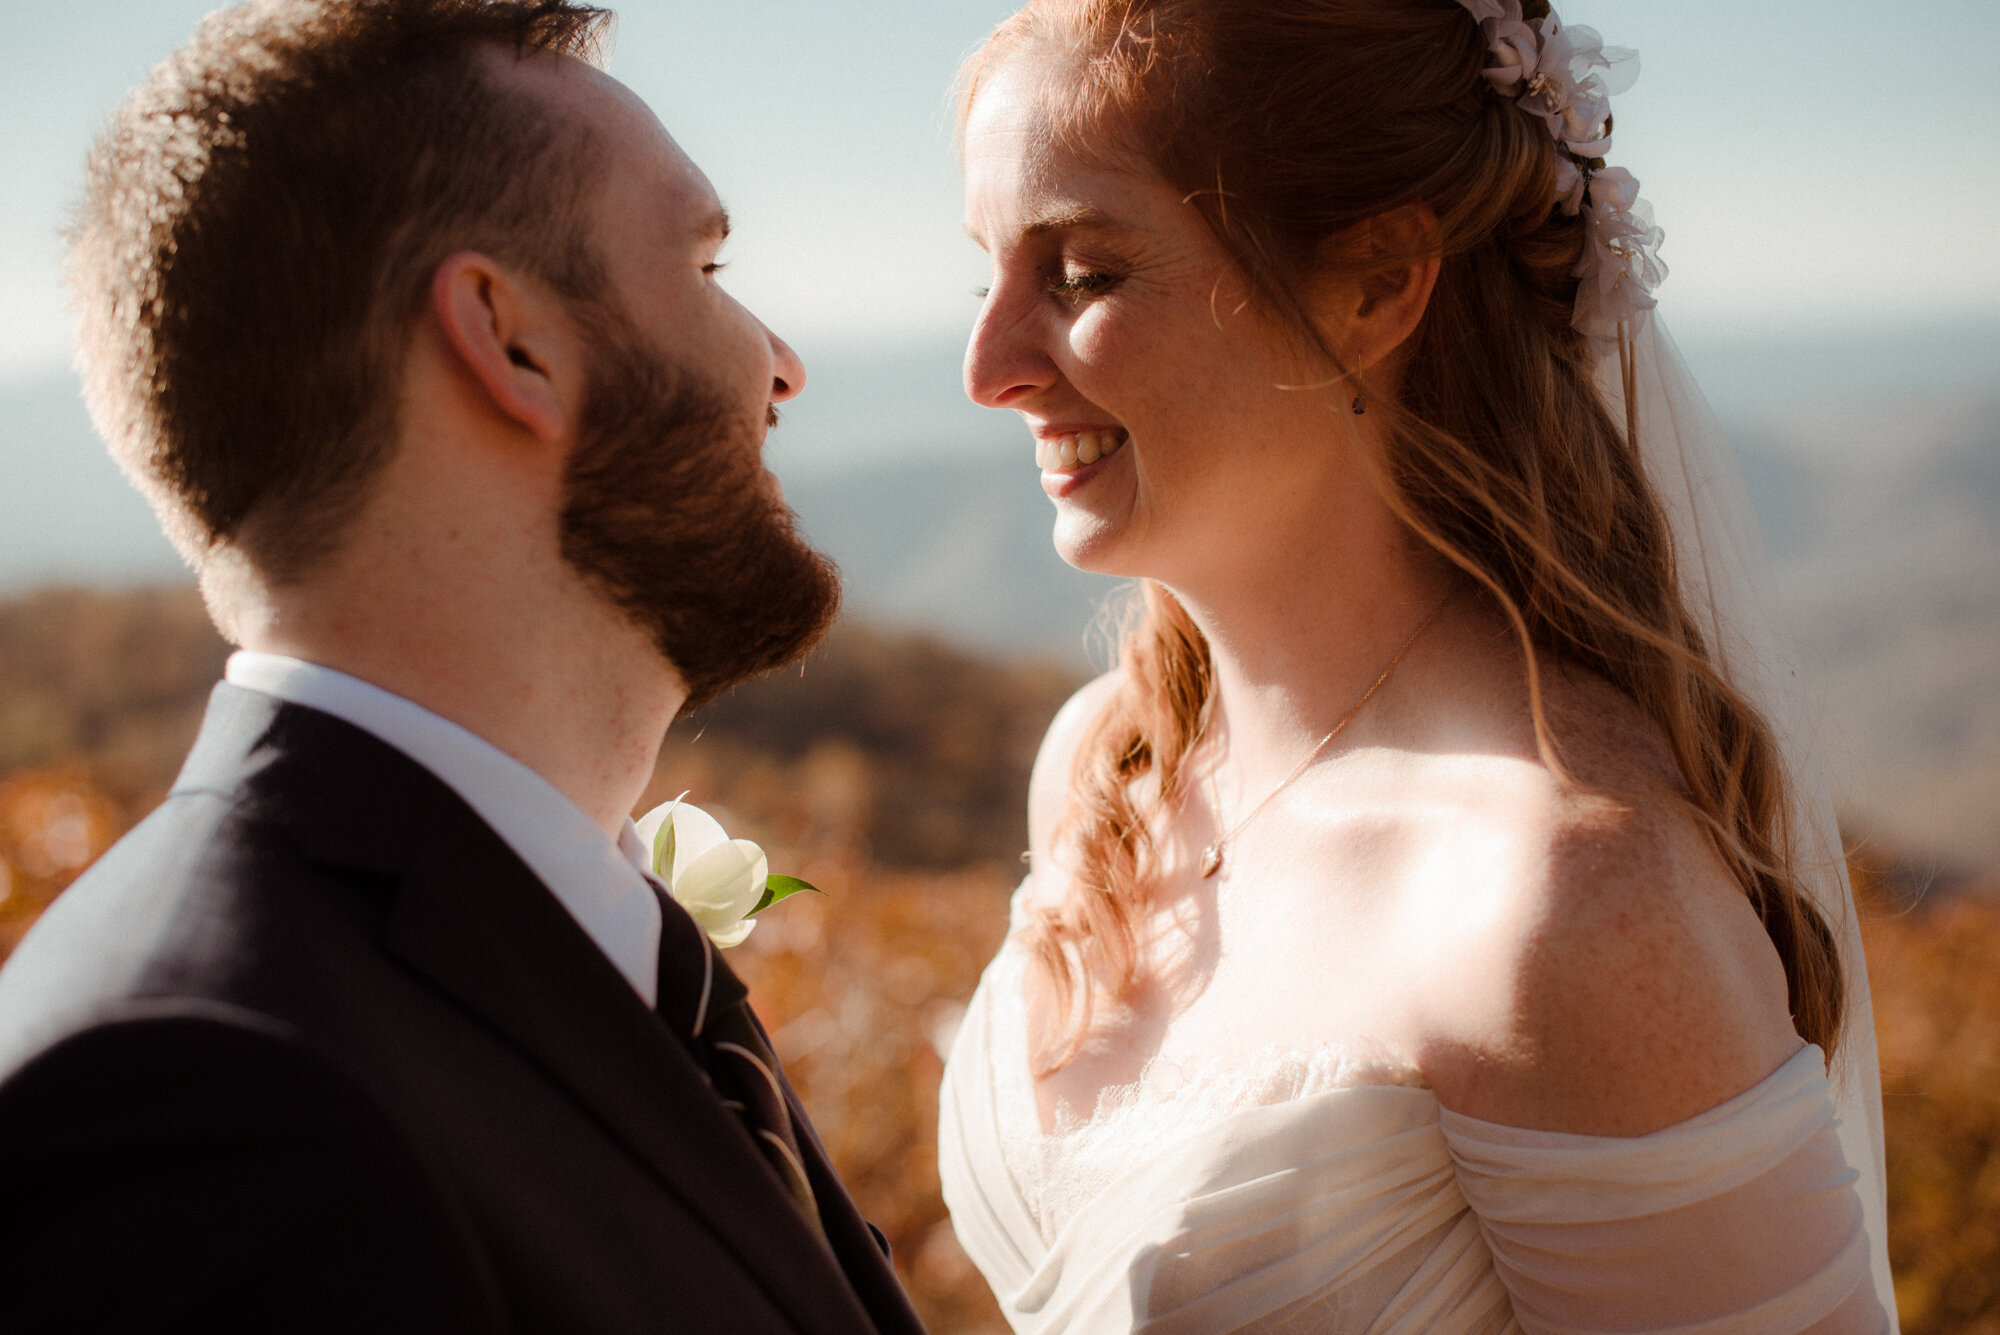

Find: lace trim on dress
<box><xmin>988</xmin><ymin>941</ymin><xmax>1430</xmax><ymax>1242</ymax></box>
<box><xmin>952</xmin><ymin>924</ymin><xmax>1883</xmax><ymax>1331</ymax></box>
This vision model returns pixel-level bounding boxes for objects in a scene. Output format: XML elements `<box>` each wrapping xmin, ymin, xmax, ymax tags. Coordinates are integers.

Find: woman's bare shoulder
<box><xmin>1407</xmin><ymin>668</ymin><xmax>1803</xmax><ymax>1137</ymax></box>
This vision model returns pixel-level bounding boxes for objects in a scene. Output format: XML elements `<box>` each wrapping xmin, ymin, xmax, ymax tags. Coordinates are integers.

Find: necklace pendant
<box><xmin>1199</xmin><ymin>842</ymin><xmax>1224</xmax><ymax>878</ymax></box>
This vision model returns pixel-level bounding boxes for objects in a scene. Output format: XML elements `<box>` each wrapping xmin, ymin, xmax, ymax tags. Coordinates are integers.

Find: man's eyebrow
<box><xmin>694</xmin><ymin>208</ymin><xmax>731</xmax><ymax>244</ymax></box>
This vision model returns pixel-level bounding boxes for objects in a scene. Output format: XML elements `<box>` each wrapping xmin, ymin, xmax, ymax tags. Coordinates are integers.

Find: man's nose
<box><xmin>767</xmin><ymin>325</ymin><xmax>805</xmax><ymax>404</ymax></box>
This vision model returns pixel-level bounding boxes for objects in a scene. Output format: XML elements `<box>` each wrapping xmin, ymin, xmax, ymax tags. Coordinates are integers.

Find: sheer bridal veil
<box><xmin>1462</xmin><ymin>0</ymin><xmax>1894</xmax><ymax>1304</ymax></box>
<box><xmin>1604</xmin><ymin>315</ymin><xmax>1896</xmax><ymax>1317</ymax></box>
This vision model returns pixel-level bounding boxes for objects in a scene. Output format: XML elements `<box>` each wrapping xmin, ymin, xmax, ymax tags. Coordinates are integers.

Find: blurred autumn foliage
<box><xmin>1854</xmin><ymin>849</ymin><xmax>2000</xmax><ymax>1333</ymax></box>
<box><xmin>0</xmin><ymin>585</ymin><xmax>1053</xmax><ymax>1331</ymax></box>
<box><xmin>2</xmin><ymin>585</ymin><xmax>1997</xmax><ymax>1332</ymax></box>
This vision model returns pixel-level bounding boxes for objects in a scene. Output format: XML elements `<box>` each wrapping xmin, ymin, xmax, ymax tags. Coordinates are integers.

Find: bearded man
<box><xmin>0</xmin><ymin>4</ymin><xmax>924</xmax><ymax>1331</ymax></box>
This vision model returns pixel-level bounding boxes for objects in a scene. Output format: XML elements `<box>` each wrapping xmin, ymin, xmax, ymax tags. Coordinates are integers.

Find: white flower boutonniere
<box><xmin>634</xmin><ymin>795</ymin><xmax>821</xmax><ymax>948</ymax></box>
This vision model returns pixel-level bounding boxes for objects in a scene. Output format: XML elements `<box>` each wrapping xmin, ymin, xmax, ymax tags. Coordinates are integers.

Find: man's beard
<box><xmin>559</xmin><ymin>308</ymin><xmax>840</xmax><ymax>712</ymax></box>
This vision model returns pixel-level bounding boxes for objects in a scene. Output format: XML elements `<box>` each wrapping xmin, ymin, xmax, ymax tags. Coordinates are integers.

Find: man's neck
<box><xmin>211</xmin><ymin>548</ymin><xmax>685</xmax><ymax>841</ymax></box>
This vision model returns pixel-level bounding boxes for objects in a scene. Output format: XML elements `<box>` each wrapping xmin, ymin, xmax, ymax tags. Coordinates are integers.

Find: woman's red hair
<box><xmin>960</xmin><ymin>0</ymin><xmax>1844</xmax><ymax>1073</ymax></box>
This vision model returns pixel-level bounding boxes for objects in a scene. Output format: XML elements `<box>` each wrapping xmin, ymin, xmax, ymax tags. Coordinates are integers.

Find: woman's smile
<box><xmin>1034</xmin><ymin>424</ymin><xmax>1130</xmax><ymax>497</ymax></box>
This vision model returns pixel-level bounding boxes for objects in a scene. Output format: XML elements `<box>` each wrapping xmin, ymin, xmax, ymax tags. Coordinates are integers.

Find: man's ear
<box><xmin>429</xmin><ymin>252</ymin><xmax>576</xmax><ymax>443</ymax></box>
<box><xmin>1318</xmin><ymin>206</ymin><xmax>1443</xmax><ymax>376</ymax></box>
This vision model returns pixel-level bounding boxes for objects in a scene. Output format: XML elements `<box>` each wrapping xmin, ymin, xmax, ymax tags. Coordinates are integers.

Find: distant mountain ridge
<box><xmin>775</xmin><ymin>391</ymin><xmax>2000</xmax><ymax>873</ymax></box>
<box><xmin>2</xmin><ymin>321</ymin><xmax>1995</xmax><ymax>870</ymax></box>
<box><xmin>788</xmin><ymin>453</ymin><xmax>1120</xmax><ymax>662</ymax></box>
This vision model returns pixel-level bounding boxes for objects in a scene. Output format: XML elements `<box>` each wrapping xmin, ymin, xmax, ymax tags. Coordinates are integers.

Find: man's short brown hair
<box><xmin>68</xmin><ymin>0</ymin><xmax>614</xmax><ymax>579</ymax></box>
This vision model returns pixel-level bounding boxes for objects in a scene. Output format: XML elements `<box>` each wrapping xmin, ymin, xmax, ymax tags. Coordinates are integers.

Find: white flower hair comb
<box><xmin>1455</xmin><ymin>0</ymin><xmax>1666</xmax><ymax>347</ymax></box>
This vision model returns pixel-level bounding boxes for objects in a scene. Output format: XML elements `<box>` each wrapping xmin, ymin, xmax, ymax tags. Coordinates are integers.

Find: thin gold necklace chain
<box><xmin>1199</xmin><ymin>591</ymin><xmax>1454</xmax><ymax>879</ymax></box>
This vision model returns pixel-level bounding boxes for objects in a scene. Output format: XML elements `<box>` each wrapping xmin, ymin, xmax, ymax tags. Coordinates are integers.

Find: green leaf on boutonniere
<box><xmin>648</xmin><ymin>791</ymin><xmax>688</xmax><ymax>879</ymax></box>
<box><xmin>754</xmin><ymin>875</ymin><xmax>822</xmax><ymax>915</ymax></box>
<box><xmin>652</xmin><ymin>817</ymin><xmax>674</xmax><ymax>878</ymax></box>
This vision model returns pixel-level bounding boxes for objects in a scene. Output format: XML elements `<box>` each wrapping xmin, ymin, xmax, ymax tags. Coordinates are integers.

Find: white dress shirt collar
<box><xmin>224</xmin><ymin>651</ymin><xmax>662</xmax><ymax>1005</ymax></box>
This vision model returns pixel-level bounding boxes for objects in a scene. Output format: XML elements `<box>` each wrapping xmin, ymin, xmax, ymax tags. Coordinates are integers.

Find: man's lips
<box><xmin>1034</xmin><ymin>427</ymin><xmax>1128</xmax><ymax>472</ymax></box>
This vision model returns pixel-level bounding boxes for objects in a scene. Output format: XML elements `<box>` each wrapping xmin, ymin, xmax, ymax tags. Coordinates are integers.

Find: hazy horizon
<box><xmin>5</xmin><ymin>316</ymin><xmax>1996</xmax><ymax>876</ymax></box>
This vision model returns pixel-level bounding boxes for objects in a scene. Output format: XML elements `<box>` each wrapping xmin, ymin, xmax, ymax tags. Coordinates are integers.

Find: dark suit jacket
<box><xmin>0</xmin><ymin>685</ymin><xmax>927</xmax><ymax>1335</ymax></box>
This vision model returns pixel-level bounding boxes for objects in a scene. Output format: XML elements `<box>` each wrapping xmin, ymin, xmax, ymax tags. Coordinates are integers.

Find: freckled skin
<box><xmin>970</xmin><ymin>57</ymin><xmax>1801</xmax><ymax>1139</ymax></box>
<box><xmin>961</xmin><ymin>62</ymin><xmax>1392</xmax><ymax>598</ymax></box>
<box><xmin>1022</xmin><ymin>648</ymin><xmax>1798</xmax><ymax>1138</ymax></box>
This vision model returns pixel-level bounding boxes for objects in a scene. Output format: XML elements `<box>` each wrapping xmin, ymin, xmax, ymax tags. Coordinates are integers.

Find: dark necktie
<box><xmin>648</xmin><ymin>883</ymin><xmax>824</xmax><ymax>1236</ymax></box>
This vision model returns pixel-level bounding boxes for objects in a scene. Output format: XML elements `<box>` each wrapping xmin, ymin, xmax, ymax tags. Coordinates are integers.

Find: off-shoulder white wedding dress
<box><xmin>938</xmin><ymin>896</ymin><xmax>1887</xmax><ymax>1333</ymax></box>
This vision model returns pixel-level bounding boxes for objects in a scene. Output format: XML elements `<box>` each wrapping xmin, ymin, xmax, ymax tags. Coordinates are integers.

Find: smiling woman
<box><xmin>939</xmin><ymin>0</ymin><xmax>1896</xmax><ymax>1330</ymax></box>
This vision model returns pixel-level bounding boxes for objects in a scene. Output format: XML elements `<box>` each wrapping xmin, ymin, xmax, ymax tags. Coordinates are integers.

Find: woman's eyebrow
<box><xmin>1018</xmin><ymin>203</ymin><xmax>1120</xmax><ymax>236</ymax></box>
<box><xmin>964</xmin><ymin>203</ymin><xmax>1130</xmax><ymax>247</ymax></box>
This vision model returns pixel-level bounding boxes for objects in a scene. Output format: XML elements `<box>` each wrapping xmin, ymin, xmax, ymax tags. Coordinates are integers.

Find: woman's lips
<box><xmin>1035</xmin><ymin>428</ymin><xmax>1128</xmax><ymax>500</ymax></box>
<box><xmin>1034</xmin><ymin>428</ymin><xmax>1128</xmax><ymax>472</ymax></box>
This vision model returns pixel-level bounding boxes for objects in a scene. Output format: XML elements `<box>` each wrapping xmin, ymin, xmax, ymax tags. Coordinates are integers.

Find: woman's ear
<box><xmin>1317</xmin><ymin>206</ymin><xmax>1443</xmax><ymax>377</ymax></box>
<box><xmin>428</xmin><ymin>251</ymin><xmax>577</xmax><ymax>443</ymax></box>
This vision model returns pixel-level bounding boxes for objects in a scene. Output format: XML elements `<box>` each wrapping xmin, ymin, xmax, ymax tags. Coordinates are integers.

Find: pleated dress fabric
<box><xmin>938</xmin><ymin>919</ymin><xmax>1886</xmax><ymax>1335</ymax></box>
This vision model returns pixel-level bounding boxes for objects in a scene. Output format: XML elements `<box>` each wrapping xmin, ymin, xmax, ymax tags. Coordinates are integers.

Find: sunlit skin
<box><xmin>210</xmin><ymin>47</ymin><xmax>803</xmax><ymax>839</ymax></box>
<box><xmin>964</xmin><ymin>52</ymin><xmax>1805</xmax><ymax>1145</ymax></box>
<box><xmin>962</xmin><ymin>65</ymin><xmax>1402</xmax><ymax>601</ymax></box>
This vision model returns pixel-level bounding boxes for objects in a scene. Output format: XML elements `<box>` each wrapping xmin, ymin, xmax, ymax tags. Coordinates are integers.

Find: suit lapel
<box><xmin>195</xmin><ymin>689</ymin><xmax>884</xmax><ymax>1335</ymax></box>
<box><xmin>783</xmin><ymin>1074</ymin><xmax>928</xmax><ymax>1335</ymax></box>
<box><xmin>386</xmin><ymin>826</ymin><xmax>881</xmax><ymax>1335</ymax></box>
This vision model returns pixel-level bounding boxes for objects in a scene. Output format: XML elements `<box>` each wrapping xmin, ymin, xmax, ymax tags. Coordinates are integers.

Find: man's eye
<box><xmin>973</xmin><ymin>286</ymin><xmax>992</xmax><ymax>300</ymax></box>
<box><xmin>703</xmin><ymin>262</ymin><xmax>728</xmax><ymax>277</ymax></box>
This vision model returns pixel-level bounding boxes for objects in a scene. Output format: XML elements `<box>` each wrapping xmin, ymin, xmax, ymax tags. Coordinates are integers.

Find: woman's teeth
<box><xmin>1036</xmin><ymin>429</ymin><xmax>1128</xmax><ymax>471</ymax></box>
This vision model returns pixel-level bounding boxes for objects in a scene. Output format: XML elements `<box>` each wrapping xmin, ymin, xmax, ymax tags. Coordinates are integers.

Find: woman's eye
<box><xmin>1049</xmin><ymin>270</ymin><xmax>1118</xmax><ymax>300</ymax></box>
<box><xmin>703</xmin><ymin>262</ymin><xmax>728</xmax><ymax>277</ymax></box>
<box><xmin>973</xmin><ymin>286</ymin><xmax>992</xmax><ymax>300</ymax></box>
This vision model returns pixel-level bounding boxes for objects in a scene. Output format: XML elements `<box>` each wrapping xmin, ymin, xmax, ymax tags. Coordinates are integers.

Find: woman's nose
<box><xmin>963</xmin><ymin>295</ymin><xmax>1056</xmax><ymax>410</ymax></box>
<box><xmin>766</xmin><ymin>325</ymin><xmax>806</xmax><ymax>404</ymax></box>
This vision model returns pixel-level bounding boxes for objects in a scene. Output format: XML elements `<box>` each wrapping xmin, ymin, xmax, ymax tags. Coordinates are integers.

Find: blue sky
<box><xmin>2</xmin><ymin>0</ymin><xmax>1998</xmax><ymax>381</ymax></box>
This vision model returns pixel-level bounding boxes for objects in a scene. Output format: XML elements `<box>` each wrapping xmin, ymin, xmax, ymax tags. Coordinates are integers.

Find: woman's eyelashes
<box><xmin>1048</xmin><ymin>268</ymin><xmax>1119</xmax><ymax>301</ymax></box>
<box><xmin>973</xmin><ymin>259</ymin><xmax>1125</xmax><ymax>306</ymax></box>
